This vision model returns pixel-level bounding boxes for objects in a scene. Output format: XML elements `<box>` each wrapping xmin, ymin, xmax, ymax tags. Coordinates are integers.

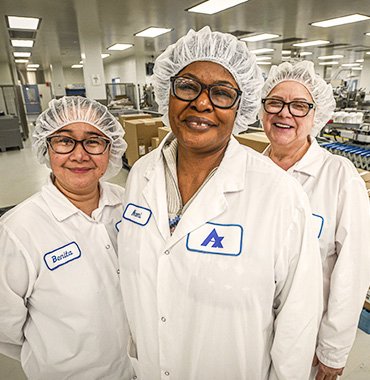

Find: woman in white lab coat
<box><xmin>260</xmin><ymin>61</ymin><xmax>370</xmax><ymax>380</ymax></box>
<box><xmin>118</xmin><ymin>26</ymin><xmax>323</xmax><ymax>380</ymax></box>
<box><xmin>0</xmin><ymin>96</ymin><xmax>134</xmax><ymax>380</ymax></box>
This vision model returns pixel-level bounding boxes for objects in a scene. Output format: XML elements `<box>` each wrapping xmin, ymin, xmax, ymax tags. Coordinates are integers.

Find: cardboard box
<box><xmin>118</xmin><ymin>114</ymin><xmax>152</xmax><ymax>130</ymax></box>
<box><xmin>124</xmin><ymin>118</ymin><xmax>163</xmax><ymax>166</ymax></box>
<box><xmin>152</xmin><ymin>137</ymin><xmax>160</xmax><ymax>150</ymax></box>
<box><xmin>357</xmin><ymin>169</ymin><xmax>370</xmax><ymax>183</ymax></box>
<box><xmin>158</xmin><ymin>126</ymin><xmax>171</xmax><ymax>143</ymax></box>
<box><xmin>234</xmin><ymin>131</ymin><xmax>270</xmax><ymax>153</ymax></box>
<box><xmin>364</xmin><ymin>287</ymin><xmax>370</xmax><ymax>311</ymax></box>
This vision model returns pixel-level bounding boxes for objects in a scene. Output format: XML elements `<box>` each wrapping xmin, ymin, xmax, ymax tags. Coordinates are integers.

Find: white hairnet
<box><xmin>33</xmin><ymin>96</ymin><xmax>126</xmax><ymax>180</ymax></box>
<box><xmin>261</xmin><ymin>61</ymin><xmax>336</xmax><ymax>137</ymax></box>
<box><xmin>153</xmin><ymin>26</ymin><xmax>264</xmax><ymax>134</ymax></box>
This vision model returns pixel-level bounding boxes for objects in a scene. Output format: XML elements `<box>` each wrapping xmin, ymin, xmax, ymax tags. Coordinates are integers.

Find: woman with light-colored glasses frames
<box><xmin>0</xmin><ymin>96</ymin><xmax>134</xmax><ymax>380</ymax></box>
<box><xmin>117</xmin><ymin>26</ymin><xmax>323</xmax><ymax>380</ymax></box>
<box><xmin>261</xmin><ymin>60</ymin><xmax>370</xmax><ymax>380</ymax></box>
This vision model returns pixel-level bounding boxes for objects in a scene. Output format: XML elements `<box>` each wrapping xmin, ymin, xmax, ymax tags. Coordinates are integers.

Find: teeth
<box><xmin>189</xmin><ymin>121</ymin><xmax>210</xmax><ymax>127</ymax></box>
<box><xmin>275</xmin><ymin>123</ymin><xmax>291</xmax><ymax>129</ymax></box>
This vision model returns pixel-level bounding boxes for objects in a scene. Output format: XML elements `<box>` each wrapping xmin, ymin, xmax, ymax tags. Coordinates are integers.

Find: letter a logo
<box><xmin>201</xmin><ymin>228</ymin><xmax>224</xmax><ymax>248</ymax></box>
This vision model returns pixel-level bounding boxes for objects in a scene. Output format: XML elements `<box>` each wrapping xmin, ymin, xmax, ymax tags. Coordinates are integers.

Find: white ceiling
<box><xmin>1</xmin><ymin>0</ymin><xmax>370</xmax><ymax>72</ymax></box>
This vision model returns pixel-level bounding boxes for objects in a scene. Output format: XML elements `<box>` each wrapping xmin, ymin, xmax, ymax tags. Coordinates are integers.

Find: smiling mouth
<box><xmin>185</xmin><ymin>117</ymin><xmax>216</xmax><ymax>131</ymax></box>
<box><xmin>69</xmin><ymin>168</ymin><xmax>92</xmax><ymax>173</ymax></box>
<box><xmin>275</xmin><ymin>122</ymin><xmax>293</xmax><ymax>129</ymax></box>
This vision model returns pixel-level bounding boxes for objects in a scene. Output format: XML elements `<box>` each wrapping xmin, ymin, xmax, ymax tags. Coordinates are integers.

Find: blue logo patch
<box><xmin>123</xmin><ymin>203</ymin><xmax>152</xmax><ymax>226</ymax></box>
<box><xmin>187</xmin><ymin>222</ymin><xmax>243</xmax><ymax>256</ymax></box>
<box><xmin>312</xmin><ymin>213</ymin><xmax>324</xmax><ymax>238</ymax></box>
<box><xmin>44</xmin><ymin>242</ymin><xmax>81</xmax><ymax>271</ymax></box>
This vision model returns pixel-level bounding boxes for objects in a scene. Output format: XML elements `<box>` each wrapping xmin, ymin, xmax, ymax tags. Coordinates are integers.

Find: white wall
<box><xmin>0</xmin><ymin>63</ymin><xmax>13</xmax><ymax>84</ymax></box>
<box><xmin>104</xmin><ymin>57</ymin><xmax>137</xmax><ymax>84</ymax></box>
<box><xmin>64</xmin><ymin>68</ymin><xmax>84</xmax><ymax>85</ymax></box>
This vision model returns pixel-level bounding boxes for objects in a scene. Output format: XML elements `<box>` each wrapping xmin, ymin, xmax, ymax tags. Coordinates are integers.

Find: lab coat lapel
<box><xmin>165</xmin><ymin>137</ymin><xmax>246</xmax><ymax>250</ymax></box>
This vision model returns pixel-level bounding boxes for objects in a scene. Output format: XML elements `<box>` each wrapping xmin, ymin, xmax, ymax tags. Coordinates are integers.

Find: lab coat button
<box><xmin>161</xmin><ymin>317</ymin><xmax>166</xmax><ymax>322</ymax></box>
<box><xmin>164</xmin><ymin>371</ymin><xmax>170</xmax><ymax>376</ymax></box>
<box><xmin>117</xmin><ymin>269</ymin><xmax>120</xmax><ymax>275</ymax></box>
<box><xmin>133</xmin><ymin>377</ymin><xmax>137</xmax><ymax>379</ymax></box>
<box><xmin>105</xmin><ymin>244</ymin><xmax>110</xmax><ymax>249</ymax></box>
<box><xmin>164</xmin><ymin>250</ymin><xmax>170</xmax><ymax>255</ymax></box>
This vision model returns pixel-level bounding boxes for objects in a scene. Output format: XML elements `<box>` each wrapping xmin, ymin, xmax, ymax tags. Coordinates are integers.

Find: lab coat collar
<box><xmin>41</xmin><ymin>176</ymin><xmax>121</xmax><ymax>222</ymax></box>
<box><xmin>141</xmin><ymin>133</ymin><xmax>246</xmax><ymax>245</ymax></box>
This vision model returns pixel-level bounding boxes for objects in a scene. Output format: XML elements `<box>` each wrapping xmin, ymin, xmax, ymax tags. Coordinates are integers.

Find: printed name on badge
<box><xmin>187</xmin><ymin>222</ymin><xmax>243</xmax><ymax>256</ymax></box>
<box><xmin>123</xmin><ymin>203</ymin><xmax>152</xmax><ymax>226</ymax></box>
<box><xmin>44</xmin><ymin>242</ymin><xmax>81</xmax><ymax>271</ymax></box>
<box><xmin>312</xmin><ymin>213</ymin><xmax>324</xmax><ymax>238</ymax></box>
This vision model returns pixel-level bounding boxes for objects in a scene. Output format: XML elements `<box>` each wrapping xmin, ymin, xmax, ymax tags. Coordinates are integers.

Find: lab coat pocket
<box><xmin>127</xmin><ymin>336</ymin><xmax>139</xmax><ymax>377</ymax></box>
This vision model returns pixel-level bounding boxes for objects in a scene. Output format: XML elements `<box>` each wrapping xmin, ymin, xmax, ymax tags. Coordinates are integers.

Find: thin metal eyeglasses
<box><xmin>261</xmin><ymin>98</ymin><xmax>316</xmax><ymax>117</ymax></box>
<box><xmin>170</xmin><ymin>75</ymin><xmax>242</xmax><ymax>109</ymax></box>
<box><xmin>46</xmin><ymin>135</ymin><xmax>111</xmax><ymax>155</ymax></box>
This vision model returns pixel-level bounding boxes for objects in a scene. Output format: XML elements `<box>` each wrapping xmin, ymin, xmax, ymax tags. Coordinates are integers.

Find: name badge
<box><xmin>44</xmin><ymin>242</ymin><xmax>81</xmax><ymax>271</ymax></box>
<box><xmin>312</xmin><ymin>213</ymin><xmax>324</xmax><ymax>238</ymax></box>
<box><xmin>123</xmin><ymin>203</ymin><xmax>152</xmax><ymax>226</ymax></box>
<box><xmin>186</xmin><ymin>222</ymin><xmax>243</xmax><ymax>256</ymax></box>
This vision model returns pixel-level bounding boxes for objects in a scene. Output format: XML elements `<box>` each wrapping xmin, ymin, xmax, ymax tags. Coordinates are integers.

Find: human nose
<box><xmin>278</xmin><ymin>103</ymin><xmax>293</xmax><ymax>117</ymax></box>
<box><xmin>69</xmin><ymin>141</ymin><xmax>89</xmax><ymax>160</ymax></box>
<box><xmin>190</xmin><ymin>89</ymin><xmax>213</xmax><ymax>112</ymax></box>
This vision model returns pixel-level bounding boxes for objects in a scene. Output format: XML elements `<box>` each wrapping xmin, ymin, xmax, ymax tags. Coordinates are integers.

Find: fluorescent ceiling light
<box><xmin>366</xmin><ymin>33</ymin><xmax>370</xmax><ymax>36</ymax></box>
<box><xmin>250</xmin><ymin>48</ymin><xmax>274</xmax><ymax>54</ymax></box>
<box><xmin>79</xmin><ymin>60</ymin><xmax>83</xmax><ymax>64</ymax></box>
<box><xmin>318</xmin><ymin>55</ymin><xmax>344</xmax><ymax>60</ymax></box>
<box><xmin>187</xmin><ymin>0</ymin><xmax>248</xmax><ymax>15</ymax></box>
<box><xmin>7</xmin><ymin>16</ymin><xmax>40</xmax><ymax>30</ymax></box>
<box><xmin>241</xmin><ymin>33</ymin><xmax>280</xmax><ymax>42</ymax></box>
<box><xmin>71</xmin><ymin>64</ymin><xmax>83</xmax><ymax>68</ymax></box>
<box><xmin>282</xmin><ymin>50</ymin><xmax>291</xmax><ymax>55</ymax></box>
<box><xmin>27</xmin><ymin>64</ymin><xmax>39</xmax><ymax>68</ymax></box>
<box><xmin>300</xmin><ymin>52</ymin><xmax>313</xmax><ymax>56</ymax></box>
<box><xmin>15</xmin><ymin>59</ymin><xmax>28</xmax><ymax>63</ymax></box>
<box><xmin>13</xmin><ymin>52</ymin><xmax>31</xmax><ymax>57</ymax></box>
<box><xmin>135</xmin><ymin>27</ymin><xmax>172</xmax><ymax>38</ymax></box>
<box><xmin>27</xmin><ymin>68</ymin><xmax>37</xmax><ymax>71</ymax></box>
<box><xmin>256</xmin><ymin>56</ymin><xmax>272</xmax><ymax>61</ymax></box>
<box><xmin>293</xmin><ymin>40</ymin><xmax>330</xmax><ymax>47</ymax></box>
<box><xmin>366</xmin><ymin>52</ymin><xmax>370</xmax><ymax>55</ymax></box>
<box><xmin>342</xmin><ymin>63</ymin><xmax>360</xmax><ymax>67</ymax></box>
<box><xmin>311</xmin><ymin>14</ymin><xmax>370</xmax><ymax>28</ymax></box>
<box><xmin>319</xmin><ymin>61</ymin><xmax>339</xmax><ymax>65</ymax></box>
<box><xmin>11</xmin><ymin>39</ymin><xmax>34</xmax><ymax>47</ymax></box>
<box><xmin>356</xmin><ymin>59</ymin><xmax>364</xmax><ymax>62</ymax></box>
<box><xmin>257</xmin><ymin>61</ymin><xmax>272</xmax><ymax>65</ymax></box>
<box><xmin>352</xmin><ymin>67</ymin><xmax>363</xmax><ymax>71</ymax></box>
<box><xmin>101</xmin><ymin>54</ymin><xmax>110</xmax><ymax>59</ymax></box>
<box><xmin>107</xmin><ymin>43</ymin><xmax>133</xmax><ymax>51</ymax></box>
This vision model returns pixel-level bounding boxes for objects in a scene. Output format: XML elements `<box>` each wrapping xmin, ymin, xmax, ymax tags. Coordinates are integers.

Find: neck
<box><xmin>53</xmin><ymin>177</ymin><xmax>100</xmax><ymax>216</ymax></box>
<box><xmin>269</xmin><ymin>137</ymin><xmax>311</xmax><ymax>171</ymax></box>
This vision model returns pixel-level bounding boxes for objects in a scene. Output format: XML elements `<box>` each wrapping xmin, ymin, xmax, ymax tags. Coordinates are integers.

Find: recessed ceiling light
<box><xmin>13</xmin><ymin>52</ymin><xmax>31</xmax><ymax>57</ymax></box>
<box><xmin>15</xmin><ymin>59</ymin><xmax>28</xmax><ymax>63</ymax></box>
<box><xmin>11</xmin><ymin>39</ymin><xmax>34</xmax><ymax>47</ymax></box>
<box><xmin>250</xmin><ymin>48</ymin><xmax>274</xmax><ymax>54</ymax></box>
<box><xmin>311</xmin><ymin>14</ymin><xmax>370</xmax><ymax>28</ymax></box>
<box><xmin>79</xmin><ymin>60</ymin><xmax>83</xmax><ymax>64</ymax></box>
<box><xmin>241</xmin><ymin>33</ymin><xmax>280</xmax><ymax>42</ymax></box>
<box><xmin>319</xmin><ymin>61</ymin><xmax>339</xmax><ymax>65</ymax></box>
<box><xmin>366</xmin><ymin>52</ymin><xmax>370</xmax><ymax>55</ymax></box>
<box><xmin>300</xmin><ymin>52</ymin><xmax>313</xmax><ymax>56</ymax></box>
<box><xmin>71</xmin><ymin>64</ymin><xmax>83</xmax><ymax>68</ymax></box>
<box><xmin>341</xmin><ymin>63</ymin><xmax>361</xmax><ymax>67</ymax></box>
<box><xmin>135</xmin><ymin>27</ymin><xmax>172</xmax><ymax>38</ymax></box>
<box><xmin>282</xmin><ymin>50</ymin><xmax>291</xmax><ymax>55</ymax></box>
<box><xmin>27</xmin><ymin>64</ymin><xmax>39</xmax><ymax>68</ymax></box>
<box><xmin>257</xmin><ymin>61</ymin><xmax>272</xmax><ymax>65</ymax></box>
<box><xmin>356</xmin><ymin>59</ymin><xmax>364</xmax><ymax>62</ymax></box>
<box><xmin>101</xmin><ymin>54</ymin><xmax>110</xmax><ymax>59</ymax></box>
<box><xmin>7</xmin><ymin>16</ymin><xmax>40</xmax><ymax>30</ymax></box>
<box><xmin>352</xmin><ymin>67</ymin><xmax>363</xmax><ymax>70</ymax></box>
<box><xmin>27</xmin><ymin>68</ymin><xmax>37</xmax><ymax>71</ymax></box>
<box><xmin>365</xmin><ymin>33</ymin><xmax>370</xmax><ymax>36</ymax></box>
<box><xmin>293</xmin><ymin>40</ymin><xmax>330</xmax><ymax>47</ymax></box>
<box><xmin>256</xmin><ymin>56</ymin><xmax>272</xmax><ymax>61</ymax></box>
<box><xmin>187</xmin><ymin>0</ymin><xmax>248</xmax><ymax>15</ymax></box>
<box><xmin>318</xmin><ymin>55</ymin><xmax>344</xmax><ymax>60</ymax></box>
<box><xmin>107</xmin><ymin>43</ymin><xmax>133</xmax><ymax>51</ymax></box>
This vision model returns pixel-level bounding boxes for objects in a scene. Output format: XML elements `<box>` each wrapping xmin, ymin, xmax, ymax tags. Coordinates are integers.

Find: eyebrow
<box><xmin>180</xmin><ymin>73</ymin><xmax>236</xmax><ymax>87</ymax></box>
<box><xmin>57</xmin><ymin>128</ymin><xmax>103</xmax><ymax>136</ymax></box>
<box><xmin>269</xmin><ymin>95</ymin><xmax>312</xmax><ymax>102</ymax></box>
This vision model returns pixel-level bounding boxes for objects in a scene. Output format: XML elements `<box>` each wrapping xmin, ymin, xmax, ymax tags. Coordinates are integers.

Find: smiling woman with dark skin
<box><xmin>117</xmin><ymin>26</ymin><xmax>323</xmax><ymax>380</ymax></box>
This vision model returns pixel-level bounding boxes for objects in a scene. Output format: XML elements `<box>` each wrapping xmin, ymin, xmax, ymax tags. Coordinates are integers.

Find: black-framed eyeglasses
<box><xmin>46</xmin><ymin>135</ymin><xmax>111</xmax><ymax>155</ymax></box>
<box><xmin>170</xmin><ymin>75</ymin><xmax>242</xmax><ymax>109</ymax></box>
<box><xmin>261</xmin><ymin>98</ymin><xmax>316</xmax><ymax>117</ymax></box>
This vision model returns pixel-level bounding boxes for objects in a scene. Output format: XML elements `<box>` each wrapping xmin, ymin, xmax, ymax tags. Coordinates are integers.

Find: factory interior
<box><xmin>1</xmin><ymin>0</ymin><xmax>370</xmax><ymax>378</ymax></box>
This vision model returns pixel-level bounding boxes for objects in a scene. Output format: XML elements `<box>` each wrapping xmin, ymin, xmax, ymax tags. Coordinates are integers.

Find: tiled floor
<box><xmin>0</xmin><ymin>117</ymin><xmax>369</xmax><ymax>379</ymax></box>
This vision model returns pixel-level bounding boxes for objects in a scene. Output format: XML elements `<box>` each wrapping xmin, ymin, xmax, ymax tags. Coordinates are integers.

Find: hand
<box><xmin>312</xmin><ymin>353</ymin><xmax>344</xmax><ymax>380</ymax></box>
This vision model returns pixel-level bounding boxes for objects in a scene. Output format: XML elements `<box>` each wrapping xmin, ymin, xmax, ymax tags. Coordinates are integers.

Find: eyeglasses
<box><xmin>46</xmin><ymin>135</ymin><xmax>111</xmax><ymax>155</ymax></box>
<box><xmin>170</xmin><ymin>76</ymin><xmax>242</xmax><ymax>109</ymax></box>
<box><xmin>261</xmin><ymin>98</ymin><xmax>315</xmax><ymax>117</ymax></box>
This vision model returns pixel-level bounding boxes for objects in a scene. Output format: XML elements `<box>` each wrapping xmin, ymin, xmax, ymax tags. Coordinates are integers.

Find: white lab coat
<box><xmin>118</xmin><ymin>134</ymin><xmax>323</xmax><ymax>380</ymax></box>
<box><xmin>0</xmin><ymin>178</ymin><xmax>134</xmax><ymax>380</ymax></box>
<box><xmin>265</xmin><ymin>137</ymin><xmax>370</xmax><ymax>372</ymax></box>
